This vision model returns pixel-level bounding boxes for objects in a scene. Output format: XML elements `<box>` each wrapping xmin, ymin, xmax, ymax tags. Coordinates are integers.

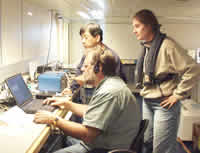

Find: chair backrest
<box><xmin>130</xmin><ymin>119</ymin><xmax>149</xmax><ymax>153</ymax></box>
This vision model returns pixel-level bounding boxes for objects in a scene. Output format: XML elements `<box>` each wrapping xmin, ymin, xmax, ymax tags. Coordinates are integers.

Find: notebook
<box><xmin>5</xmin><ymin>73</ymin><xmax>57</xmax><ymax>114</ymax></box>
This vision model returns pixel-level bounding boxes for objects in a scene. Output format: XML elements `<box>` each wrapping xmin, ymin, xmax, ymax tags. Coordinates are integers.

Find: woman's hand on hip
<box><xmin>160</xmin><ymin>95</ymin><xmax>178</xmax><ymax>109</ymax></box>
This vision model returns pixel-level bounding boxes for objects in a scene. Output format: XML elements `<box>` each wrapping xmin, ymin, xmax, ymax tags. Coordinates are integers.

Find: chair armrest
<box><xmin>108</xmin><ymin>149</ymin><xmax>136</xmax><ymax>153</ymax></box>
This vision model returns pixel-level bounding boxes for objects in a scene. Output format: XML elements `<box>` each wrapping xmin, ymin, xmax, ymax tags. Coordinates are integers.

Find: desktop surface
<box><xmin>0</xmin><ymin>106</ymin><xmax>69</xmax><ymax>153</ymax></box>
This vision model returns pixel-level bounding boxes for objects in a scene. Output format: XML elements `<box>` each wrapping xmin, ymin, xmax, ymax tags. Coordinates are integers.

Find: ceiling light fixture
<box><xmin>89</xmin><ymin>10</ymin><xmax>104</xmax><ymax>19</ymax></box>
<box><xmin>27</xmin><ymin>11</ymin><xmax>33</xmax><ymax>16</ymax></box>
<box><xmin>77</xmin><ymin>11</ymin><xmax>91</xmax><ymax>19</ymax></box>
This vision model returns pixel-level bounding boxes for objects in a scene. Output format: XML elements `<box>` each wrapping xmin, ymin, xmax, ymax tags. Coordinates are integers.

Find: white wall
<box><xmin>70</xmin><ymin>21</ymin><xmax>200</xmax><ymax>62</ymax></box>
<box><xmin>0</xmin><ymin>0</ymin><xmax>53</xmax><ymax>82</ymax></box>
<box><xmin>1</xmin><ymin>0</ymin><xmax>22</xmax><ymax>65</ymax></box>
<box><xmin>69</xmin><ymin>23</ymin><xmax>84</xmax><ymax>65</ymax></box>
<box><xmin>161</xmin><ymin>23</ymin><xmax>200</xmax><ymax>50</ymax></box>
<box><xmin>103</xmin><ymin>24</ymin><xmax>141</xmax><ymax>59</ymax></box>
<box><xmin>22</xmin><ymin>0</ymin><xmax>50</xmax><ymax>60</ymax></box>
<box><xmin>69</xmin><ymin>22</ymin><xmax>141</xmax><ymax>65</ymax></box>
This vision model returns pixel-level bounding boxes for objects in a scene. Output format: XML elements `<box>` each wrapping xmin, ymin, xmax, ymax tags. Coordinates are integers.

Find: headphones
<box><xmin>94</xmin><ymin>61</ymin><xmax>100</xmax><ymax>74</ymax></box>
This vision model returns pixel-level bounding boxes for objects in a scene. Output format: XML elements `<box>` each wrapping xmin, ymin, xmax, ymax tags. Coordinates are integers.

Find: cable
<box><xmin>43</xmin><ymin>10</ymin><xmax>54</xmax><ymax>73</ymax></box>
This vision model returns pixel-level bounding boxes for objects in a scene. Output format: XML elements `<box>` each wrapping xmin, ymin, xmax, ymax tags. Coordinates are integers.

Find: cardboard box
<box><xmin>178</xmin><ymin>102</ymin><xmax>200</xmax><ymax>141</ymax></box>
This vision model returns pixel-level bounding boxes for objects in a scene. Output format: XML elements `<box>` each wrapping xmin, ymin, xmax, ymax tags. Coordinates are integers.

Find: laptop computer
<box><xmin>5</xmin><ymin>73</ymin><xmax>57</xmax><ymax>114</ymax></box>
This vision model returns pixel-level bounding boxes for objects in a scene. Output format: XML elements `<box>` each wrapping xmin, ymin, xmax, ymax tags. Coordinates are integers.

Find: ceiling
<box><xmin>25</xmin><ymin>0</ymin><xmax>200</xmax><ymax>23</ymax></box>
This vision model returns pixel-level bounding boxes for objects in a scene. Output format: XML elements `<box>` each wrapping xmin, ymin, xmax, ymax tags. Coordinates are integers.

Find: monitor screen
<box><xmin>6</xmin><ymin>74</ymin><xmax>32</xmax><ymax>106</ymax></box>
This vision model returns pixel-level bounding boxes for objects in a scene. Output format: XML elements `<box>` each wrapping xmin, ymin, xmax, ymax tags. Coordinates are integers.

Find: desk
<box><xmin>27</xmin><ymin>109</ymin><xmax>68</xmax><ymax>153</ymax></box>
<box><xmin>0</xmin><ymin>106</ymin><xmax>69</xmax><ymax>153</ymax></box>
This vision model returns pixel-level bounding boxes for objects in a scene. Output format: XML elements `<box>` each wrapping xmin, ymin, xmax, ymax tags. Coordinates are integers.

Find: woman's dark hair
<box><xmin>80</xmin><ymin>23</ymin><xmax>103</xmax><ymax>42</ymax></box>
<box><xmin>133</xmin><ymin>9</ymin><xmax>161</xmax><ymax>33</ymax></box>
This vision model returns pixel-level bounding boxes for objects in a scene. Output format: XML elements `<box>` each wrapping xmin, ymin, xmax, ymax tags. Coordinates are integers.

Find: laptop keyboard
<box><xmin>24</xmin><ymin>99</ymin><xmax>56</xmax><ymax>113</ymax></box>
<box><xmin>39</xmin><ymin>104</ymin><xmax>56</xmax><ymax>112</ymax></box>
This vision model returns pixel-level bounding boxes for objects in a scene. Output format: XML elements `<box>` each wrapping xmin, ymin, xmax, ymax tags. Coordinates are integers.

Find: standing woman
<box><xmin>132</xmin><ymin>9</ymin><xmax>200</xmax><ymax>153</ymax></box>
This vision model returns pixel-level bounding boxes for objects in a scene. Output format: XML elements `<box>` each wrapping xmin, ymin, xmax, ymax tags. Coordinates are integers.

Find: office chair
<box><xmin>108</xmin><ymin>119</ymin><xmax>149</xmax><ymax>153</ymax></box>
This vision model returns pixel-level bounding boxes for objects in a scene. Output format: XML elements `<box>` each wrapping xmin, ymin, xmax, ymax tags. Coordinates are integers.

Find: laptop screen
<box><xmin>6</xmin><ymin>74</ymin><xmax>32</xmax><ymax>106</ymax></box>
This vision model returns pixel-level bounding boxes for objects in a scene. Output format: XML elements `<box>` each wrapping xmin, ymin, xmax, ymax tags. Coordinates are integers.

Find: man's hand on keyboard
<box><xmin>34</xmin><ymin>110</ymin><xmax>57</xmax><ymax>125</ymax></box>
<box><xmin>43</xmin><ymin>96</ymin><xmax>72</xmax><ymax>109</ymax></box>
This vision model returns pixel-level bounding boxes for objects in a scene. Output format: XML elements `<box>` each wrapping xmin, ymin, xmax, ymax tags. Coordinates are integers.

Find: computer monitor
<box><xmin>5</xmin><ymin>74</ymin><xmax>32</xmax><ymax>106</ymax></box>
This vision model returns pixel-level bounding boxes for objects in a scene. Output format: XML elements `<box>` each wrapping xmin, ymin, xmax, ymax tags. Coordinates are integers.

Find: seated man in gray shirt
<box><xmin>34</xmin><ymin>49</ymin><xmax>141</xmax><ymax>153</ymax></box>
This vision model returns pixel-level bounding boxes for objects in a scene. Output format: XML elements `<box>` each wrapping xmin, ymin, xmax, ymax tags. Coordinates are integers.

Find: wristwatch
<box><xmin>52</xmin><ymin>116</ymin><xmax>59</xmax><ymax>127</ymax></box>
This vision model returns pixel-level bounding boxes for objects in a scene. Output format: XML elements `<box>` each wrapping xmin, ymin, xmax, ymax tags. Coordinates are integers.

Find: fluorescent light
<box><xmin>77</xmin><ymin>11</ymin><xmax>91</xmax><ymax>19</ymax></box>
<box><xmin>90</xmin><ymin>10</ymin><xmax>104</xmax><ymax>19</ymax></box>
<box><xmin>27</xmin><ymin>11</ymin><xmax>33</xmax><ymax>16</ymax></box>
<box><xmin>96</xmin><ymin>1</ymin><xmax>104</xmax><ymax>9</ymax></box>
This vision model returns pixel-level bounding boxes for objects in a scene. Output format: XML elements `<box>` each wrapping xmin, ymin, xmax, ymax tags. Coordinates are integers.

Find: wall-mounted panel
<box><xmin>22</xmin><ymin>1</ymin><xmax>50</xmax><ymax>60</ymax></box>
<box><xmin>1</xmin><ymin>0</ymin><xmax>22</xmax><ymax>65</ymax></box>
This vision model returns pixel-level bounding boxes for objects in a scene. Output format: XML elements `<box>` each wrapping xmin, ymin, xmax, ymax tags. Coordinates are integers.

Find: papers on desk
<box><xmin>0</xmin><ymin>106</ymin><xmax>46</xmax><ymax>153</ymax></box>
<box><xmin>0</xmin><ymin>106</ymin><xmax>45</xmax><ymax>136</ymax></box>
